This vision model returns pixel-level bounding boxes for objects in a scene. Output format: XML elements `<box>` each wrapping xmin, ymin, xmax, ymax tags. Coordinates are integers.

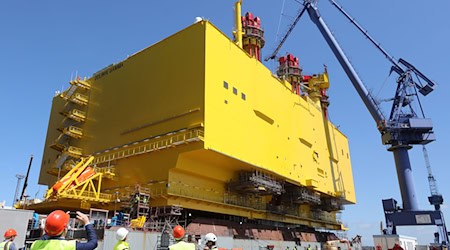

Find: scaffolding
<box><xmin>317</xmin><ymin>197</ymin><xmax>343</xmax><ymax>212</ymax></box>
<box><xmin>148</xmin><ymin>206</ymin><xmax>184</xmax><ymax>250</ymax></box>
<box><xmin>228</xmin><ymin>170</ymin><xmax>284</xmax><ymax>195</ymax></box>
<box><xmin>283</xmin><ymin>186</ymin><xmax>321</xmax><ymax>205</ymax></box>
<box><xmin>224</xmin><ymin>192</ymin><xmax>265</xmax><ymax>210</ymax></box>
<box><xmin>124</xmin><ymin>185</ymin><xmax>150</xmax><ymax>229</ymax></box>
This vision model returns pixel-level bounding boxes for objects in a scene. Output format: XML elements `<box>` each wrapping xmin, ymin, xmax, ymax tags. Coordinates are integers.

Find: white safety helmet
<box><xmin>116</xmin><ymin>227</ymin><xmax>129</xmax><ymax>241</ymax></box>
<box><xmin>205</xmin><ymin>233</ymin><xmax>217</xmax><ymax>243</ymax></box>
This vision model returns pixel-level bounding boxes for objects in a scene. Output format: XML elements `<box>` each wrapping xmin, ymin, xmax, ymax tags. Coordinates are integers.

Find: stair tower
<box><xmin>50</xmin><ymin>77</ymin><xmax>91</xmax><ymax>175</ymax></box>
<box><xmin>126</xmin><ymin>185</ymin><xmax>150</xmax><ymax>228</ymax></box>
<box><xmin>150</xmin><ymin>206</ymin><xmax>183</xmax><ymax>250</ymax></box>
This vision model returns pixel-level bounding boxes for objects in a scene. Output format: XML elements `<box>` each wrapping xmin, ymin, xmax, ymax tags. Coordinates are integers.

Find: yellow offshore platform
<box><xmin>32</xmin><ymin>3</ymin><xmax>355</xmax><ymax>231</ymax></box>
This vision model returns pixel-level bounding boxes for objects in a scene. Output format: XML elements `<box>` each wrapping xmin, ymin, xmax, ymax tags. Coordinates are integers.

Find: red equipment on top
<box><xmin>277</xmin><ymin>54</ymin><xmax>302</xmax><ymax>95</ymax></box>
<box><xmin>241</xmin><ymin>12</ymin><xmax>265</xmax><ymax>61</ymax></box>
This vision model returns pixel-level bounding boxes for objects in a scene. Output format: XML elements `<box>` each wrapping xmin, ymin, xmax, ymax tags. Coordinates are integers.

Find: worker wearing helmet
<box><xmin>30</xmin><ymin>210</ymin><xmax>97</xmax><ymax>250</ymax></box>
<box><xmin>169</xmin><ymin>225</ymin><xmax>195</xmax><ymax>250</ymax></box>
<box><xmin>203</xmin><ymin>233</ymin><xmax>217</xmax><ymax>250</ymax></box>
<box><xmin>114</xmin><ymin>227</ymin><xmax>130</xmax><ymax>250</ymax></box>
<box><xmin>0</xmin><ymin>229</ymin><xmax>17</xmax><ymax>250</ymax></box>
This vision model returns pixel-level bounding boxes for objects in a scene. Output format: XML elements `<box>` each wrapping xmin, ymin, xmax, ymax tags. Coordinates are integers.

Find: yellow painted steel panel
<box><xmin>82</xmin><ymin>23</ymin><xmax>206</xmax><ymax>154</ymax></box>
<box><xmin>100</xmin><ymin>142</ymin><xmax>204</xmax><ymax>190</ymax></box>
<box><xmin>202</xmin><ymin>22</ymin><xmax>355</xmax><ymax>203</ymax></box>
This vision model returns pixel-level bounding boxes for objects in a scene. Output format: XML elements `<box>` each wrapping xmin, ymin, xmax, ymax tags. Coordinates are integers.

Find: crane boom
<box><xmin>304</xmin><ymin>1</ymin><xmax>386</xmax><ymax>127</ymax></box>
<box><xmin>20</xmin><ymin>155</ymin><xmax>33</xmax><ymax>201</ymax></box>
<box><xmin>328</xmin><ymin>0</ymin><xmax>436</xmax><ymax>96</ymax></box>
<box><xmin>327</xmin><ymin>0</ymin><xmax>399</xmax><ymax>69</ymax></box>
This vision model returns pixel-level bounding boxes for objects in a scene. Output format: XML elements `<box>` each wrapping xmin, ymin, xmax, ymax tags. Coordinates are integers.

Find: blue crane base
<box><xmin>382</xmin><ymin>198</ymin><xmax>449</xmax><ymax>245</ymax></box>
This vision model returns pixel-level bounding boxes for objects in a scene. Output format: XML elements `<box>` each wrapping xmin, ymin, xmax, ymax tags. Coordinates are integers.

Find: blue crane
<box><xmin>423</xmin><ymin>146</ymin><xmax>443</xmax><ymax>210</ymax></box>
<box><xmin>266</xmin><ymin>0</ymin><xmax>448</xmax><ymax>246</ymax></box>
<box><xmin>422</xmin><ymin>145</ymin><xmax>448</xmax><ymax>244</ymax></box>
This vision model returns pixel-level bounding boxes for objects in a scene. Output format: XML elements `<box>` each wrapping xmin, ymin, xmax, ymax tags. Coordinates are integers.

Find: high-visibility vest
<box><xmin>0</xmin><ymin>241</ymin><xmax>12</xmax><ymax>250</ymax></box>
<box><xmin>30</xmin><ymin>239</ymin><xmax>76</xmax><ymax>250</ymax></box>
<box><xmin>169</xmin><ymin>241</ymin><xmax>196</xmax><ymax>250</ymax></box>
<box><xmin>114</xmin><ymin>240</ymin><xmax>130</xmax><ymax>250</ymax></box>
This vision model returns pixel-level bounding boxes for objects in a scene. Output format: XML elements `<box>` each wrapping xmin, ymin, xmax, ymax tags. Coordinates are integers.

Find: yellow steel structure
<box><xmin>37</xmin><ymin>20</ymin><xmax>356</xmax><ymax>230</ymax></box>
<box><xmin>130</xmin><ymin>216</ymin><xmax>147</xmax><ymax>229</ymax></box>
<box><xmin>233</xmin><ymin>0</ymin><xmax>243</xmax><ymax>48</ymax></box>
<box><xmin>45</xmin><ymin>156</ymin><xmax>113</xmax><ymax>203</ymax></box>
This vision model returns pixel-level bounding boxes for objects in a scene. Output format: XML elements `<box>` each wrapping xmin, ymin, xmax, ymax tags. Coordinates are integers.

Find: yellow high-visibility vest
<box><xmin>30</xmin><ymin>239</ymin><xmax>76</xmax><ymax>250</ymax></box>
<box><xmin>169</xmin><ymin>241</ymin><xmax>196</xmax><ymax>250</ymax></box>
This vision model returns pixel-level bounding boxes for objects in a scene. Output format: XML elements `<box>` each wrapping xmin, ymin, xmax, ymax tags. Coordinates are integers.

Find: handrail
<box><xmin>92</xmin><ymin>128</ymin><xmax>204</xmax><ymax>165</ymax></box>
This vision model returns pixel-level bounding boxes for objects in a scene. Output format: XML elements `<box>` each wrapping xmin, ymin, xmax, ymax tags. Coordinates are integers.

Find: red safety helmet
<box><xmin>4</xmin><ymin>229</ymin><xmax>17</xmax><ymax>238</ymax></box>
<box><xmin>173</xmin><ymin>225</ymin><xmax>185</xmax><ymax>240</ymax></box>
<box><xmin>45</xmin><ymin>210</ymin><xmax>70</xmax><ymax>236</ymax></box>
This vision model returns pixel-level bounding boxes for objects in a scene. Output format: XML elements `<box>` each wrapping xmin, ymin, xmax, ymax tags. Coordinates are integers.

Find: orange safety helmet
<box><xmin>45</xmin><ymin>210</ymin><xmax>70</xmax><ymax>236</ymax></box>
<box><xmin>173</xmin><ymin>225</ymin><xmax>185</xmax><ymax>240</ymax></box>
<box><xmin>4</xmin><ymin>229</ymin><xmax>17</xmax><ymax>238</ymax></box>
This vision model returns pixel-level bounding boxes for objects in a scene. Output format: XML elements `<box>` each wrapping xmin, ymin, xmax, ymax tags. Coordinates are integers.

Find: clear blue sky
<box><xmin>1</xmin><ymin>0</ymin><xmax>449</xmax><ymax>246</ymax></box>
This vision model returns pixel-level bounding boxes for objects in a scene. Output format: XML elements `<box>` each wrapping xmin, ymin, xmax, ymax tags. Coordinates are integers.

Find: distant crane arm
<box><xmin>20</xmin><ymin>155</ymin><xmax>33</xmax><ymax>201</ymax></box>
<box><xmin>265</xmin><ymin>4</ymin><xmax>308</xmax><ymax>61</ymax></box>
<box><xmin>423</xmin><ymin>146</ymin><xmax>439</xmax><ymax>195</ymax></box>
<box><xmin>422</xmin><ymin>145</ymin><xmax>444</xmax><ymax>210</ymax></box>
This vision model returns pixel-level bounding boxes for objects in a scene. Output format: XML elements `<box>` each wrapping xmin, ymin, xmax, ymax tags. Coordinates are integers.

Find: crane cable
<box><xmin>271</xmin><ymin>0</ymin><xmax>287</xmax><ymax>70</ymax></box>
<box><xmin>275</xmin><ymin>0</ymin><xmax>287</xmax><ymax>43</ymax></box>
<box><xmin>374</xmin><ymin>73</ymin><xmax>391</xmax><ymax>103</ymax></box>
<box><xmin>265</xmin><ymin>0</ymin><xmax>307</xmax><ymax>62</ymax></box>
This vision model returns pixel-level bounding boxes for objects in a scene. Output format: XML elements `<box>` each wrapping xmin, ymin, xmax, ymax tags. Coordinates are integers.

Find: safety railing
<box><xmin>92</xmin><ymin>128</ymin><xmax>204</xmax><ymax>165</ymax></box>
<box><xmin>93</xmin><ymin>166</ymin><xmax>115</xmax><ymax>179</ymax></box>
<box><xmin>70</xmin><ymin>79</ymin><xmax>91</xmax><ymax>89</ymax></box>
<box><xmin>72</xmin><ymin>93</ymin><xmax>89</xmax><ymax>105</ymax></box>
<box><xmin>66</xmin><ymin>146</ymin><xmax>83</xmax><ymax>158</ymax></box>
<box><xmin>58</xmin><ymin>190</ymin><xmax>112</xmax><ymax>202</ymax></box>
<box><xmin>167</xmin><ymin>181</ymin><xmax>223</xmax><ymax>203</ymax></box>
<box><xmin>66</xmin><ymin>109</ymin><xmax>86</xmax><ymax>122</ymax></box>
<box><xmin>63</xmin><ymin>126</ymin><xmax>83</xmax><ymax>139</ymax></box>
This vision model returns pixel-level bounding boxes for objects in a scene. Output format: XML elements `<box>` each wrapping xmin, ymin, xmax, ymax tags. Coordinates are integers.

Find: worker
<box><xmin>203</xmin><ymin>233</ymin><xmax>217</xmax><ymax>250</ymax></box>
<box><xmin>169</xmin><ymin>225</ymin><xmax>195</xmax><ymax>250</ymax></box>
<box><xmin>114</xmin><ymin>227</ymin><xmax>130</xmax><ymax>250</ymax></box>
<box><xmin>30</xmin><ymin>210</ymin><xmax>97</xmax><ymax>250</ymax></box>
<box><xmin>0</xmin><ymin>228</ymin><xmax>17</xmax><ymax>250</ymax></box>
<box><xmin>392</xmin><ymin>243</ymin><xmax>404</xmax><ymax>250</ymax></box>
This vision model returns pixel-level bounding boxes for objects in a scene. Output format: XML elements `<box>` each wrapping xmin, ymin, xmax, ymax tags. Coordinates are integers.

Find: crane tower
<box><xmin>266</xmin><ymin>0</ymin><xmax>448</xmax><ymax>245</ymax></box>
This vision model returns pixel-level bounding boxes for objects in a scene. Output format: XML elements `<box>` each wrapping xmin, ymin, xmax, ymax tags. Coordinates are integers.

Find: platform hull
<box><xmin>38</xmin><ymin>21</ymin><xmax>356</xmax><ymax>229</ymax></box>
